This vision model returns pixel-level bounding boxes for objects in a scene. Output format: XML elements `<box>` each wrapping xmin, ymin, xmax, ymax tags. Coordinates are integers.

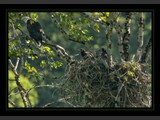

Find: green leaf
<box><xmin>41</xmin><ymin>46</ymin><xmax>51</xmax><ymax>53</ymax></box>
<box><xmin>127</xmin><ymin>71</ymin><xmax>135</xmax><ymax>77</ymax></box>
<box><xmin>31</xmin><ymin>55</ymin><xmax>38</xmax><ymax>60</ymax></box>
<box><xmin>24</xmin><ymin>61</ymin><xmax>37</xmax><ymax>73</ymax></box>
<box><xmin>40</xmin><ymin>60</ymin><xmax>46</xmax><ymax>68</ymax></box>
<box><xmin>100</xmin><ymin>16</ymin><xmax>107</xmax><ymax>22</ymax></box>
<box><xmin>31</xmin><ymin>67</ymin><xmax>37</xmax><ymax>73</ymax></box>
<box><xmin>106</xmin><ymin>12</ymin><xmax>110</xmax><ymax>17</ymax></box>
<box><xmin>93</xmin><ymin>12</ymin><xmax>99</xmax><ymax>16</ymax></box>
<box><xmin>31</xmin><ymin>56</ymin><xmax>35</xmax><ymax>60</ymax></box>
<box><xmin>51</xmin><ymin>61</ymin><xmax>63</xmax><ymax>69</ymax></box>
<box><xmin>88</xmin><ymin>36</ymin><xmax>93</xmax><ymax>41</ymax></box>
<box><xmin>30</xmin><ymin>13</ymin><xmax>38</xmax><ymax>21</ymax></box>
<box><xmin>93</xmin><ymin>23</ymin><xmax>100</xmax><ymax>32</ymax></box>
<box><xmin>124</xmin><ymin>76</ymin><xmax>128</xmax><ymax>82</ymax></box>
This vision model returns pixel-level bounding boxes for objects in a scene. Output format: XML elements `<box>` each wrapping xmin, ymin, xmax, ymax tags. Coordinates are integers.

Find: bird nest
<box><xmin>62</xmin><ymin>57</ymin><xmax>152</xmax><ymax>108</ymax></box>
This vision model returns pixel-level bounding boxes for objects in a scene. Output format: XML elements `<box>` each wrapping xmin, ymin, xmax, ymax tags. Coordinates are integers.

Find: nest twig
<box><xmin>62</xmin><ymin>57</ymin><xmax>151</xmax><ymax>108</ymax></box>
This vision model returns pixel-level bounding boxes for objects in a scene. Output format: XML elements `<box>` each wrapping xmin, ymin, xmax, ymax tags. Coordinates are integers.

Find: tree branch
<box><xmin>14</xmin><ymin>57</ymin><xmax>20</xmax><ymax>71</ymax></box>
<box><xmin>9</xmin><ymin>99</ymin><xmax>17</xmax><ymax>107</ymax></box>
<box><xmin>48</xmin><ymin>12</ymin><xmax>85</xmax><ymax>44</ymax></box>
<box><xmin>136</xmin><ymin>12</ymin><xmax>144</xmax><ymax>62</ymax></box>
<box><xmin>122</xmin><ymin>12</ymin><xmax>132</xmax><ymax>61</ymax></box>
<box><xmin>8</xmin><ymin>58</ymin><xmax>32</xmax><ymax>108</ymax></box>
<box><xmin>140</xmin><ymin>36</ymin><xmax>152</xmax><ymax>63</ymax></box>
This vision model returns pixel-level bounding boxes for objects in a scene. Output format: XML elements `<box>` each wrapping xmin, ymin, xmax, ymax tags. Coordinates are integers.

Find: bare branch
<box><xmin>25</xmin><ymin>84</ymin><xmax>60</xmax><ymax>96</ymax></box>
<box><xmin>136</xmin><ymin>12</ymin><xmax>144</xmax><ymax>62</ymax></box>
<box><xmin>14</xmin><ymin>57</ymin><xmax>20</xmax><ymax>71</ymax></box>
<box><xmin>9</xmin><ymin>99</ymin><xmax>17</xmax><ymax>107</ymax></box>
<box><xmin>8</xmin><ymin>59</ymin><xmax>19</xmax><ymax>76</ymax></box>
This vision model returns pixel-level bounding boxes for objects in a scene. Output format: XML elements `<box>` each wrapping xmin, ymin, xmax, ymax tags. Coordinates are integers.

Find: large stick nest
<box><xmin>62</xmin><ymin>57</ymin><xmax>151</xmax><ymax>108</ymax></box>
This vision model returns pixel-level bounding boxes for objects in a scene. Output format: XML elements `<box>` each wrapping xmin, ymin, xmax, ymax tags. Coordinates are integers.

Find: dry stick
<box><xmin>25</xmin><ymin>84</ymin><xmax>58</xmax><ymax>95</ymax></box>
<box><xmin>42</xmin><ymin>96</ymin><xmax>75</xmax><ymax>108</ymax></box>
<box><xmin>114</xmin><ymin>80</ymin><xmax>125</xmax><ymax>107</ymax></box>
<box><xmin>136</xmin><ymin>12</ymin><xmax>144</xmax><ymax>62</ymax></box>
<box><xmin>140</xmin><ymin>36</ymin><xmax>152</xmax><ymax>63</ymax></box>
<box><xmin>9</xmin><ymin>99</ymin><xmax>17</xmax><ymax>107</ymax></box>
<box><xmin>122</xmin><ymin>12</ymin><xmax>132</xmax><ymax>61</ymax></box>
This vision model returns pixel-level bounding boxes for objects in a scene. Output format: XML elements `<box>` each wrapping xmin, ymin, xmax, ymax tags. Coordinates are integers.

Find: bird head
<box><xmin>21</xmin><ymin>16</ymin><xmax>31</xmax><ymax>23</ymax></box>
<box><xmin>79</xmin><ymin>48</ymin><xmax>85</xmax><ymax>52</ymax></box>
<box><xmin>101</xmin><ymin>48</ymin><xmax>105</xmax><ymax>52</ymax></box>
<box><xmin>78</xmin><ymin>48</ymin><xmax>87</xmax><ymax>57</ymax></box>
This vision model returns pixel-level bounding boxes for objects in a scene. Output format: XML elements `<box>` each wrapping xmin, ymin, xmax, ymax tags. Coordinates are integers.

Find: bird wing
<box><xmin>27</xmin><ymin>19</ymin><xmax>43</xmax><ymax>43</ymax></box>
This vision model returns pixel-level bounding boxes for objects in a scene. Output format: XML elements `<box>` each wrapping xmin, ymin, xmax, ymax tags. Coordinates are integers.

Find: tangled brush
<box><xmin>62</xmin><ymin>57</ymin><xmax>151</xmax><ymax>108</ymax></box>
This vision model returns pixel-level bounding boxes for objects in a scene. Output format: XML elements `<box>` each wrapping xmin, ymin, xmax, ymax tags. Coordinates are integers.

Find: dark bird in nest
<box><xmin>22</xmin><ymin>16</ymin><xmax>44</xmax><ymax>46</ymax></box>
<box><xmin>101</xmin><ymin>48</ymin><xmax>110</xmax><ymax>68</ymax></box>
<box><xmin>79</xmin><ymin>48</ymin><xmax>95</xmax><ymax>60</ymax></box>
<box><xmin>101</xmin><ymin>48</ymin><xmax>109</xmax><ymax>60</ymax></box>
<box><xmin>69</xmin><ymin>60</ymin><xmax>78</xmax><ymax>66</ymax></box>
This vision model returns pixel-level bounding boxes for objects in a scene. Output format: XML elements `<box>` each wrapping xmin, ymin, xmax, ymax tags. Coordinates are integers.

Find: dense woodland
<box><xmin>8</xmin><ymin>12</ymin><xmax>152</xmax><ymax>108</ymax></box>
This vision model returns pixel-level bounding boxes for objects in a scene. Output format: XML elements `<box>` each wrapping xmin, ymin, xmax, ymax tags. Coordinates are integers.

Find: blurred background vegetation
<box><xmin>8</xmin><ymin>12</ymin><xmax>152</xmax><ymax>107</ymax></box>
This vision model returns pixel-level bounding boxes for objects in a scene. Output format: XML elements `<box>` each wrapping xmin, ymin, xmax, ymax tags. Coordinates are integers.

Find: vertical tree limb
<box><xmin>136</xmin><ymin>12</ymin><xmax>144</xmax><ymax>62</ymax></box>
<box><xmin>114</xmin><ymin>15</ymin><xmax>124</xmax><ymax>62</ymax></box>
<box><xmin>140</xmin><ymin>36</ymin><xmax>152</xmax><ymax>63</ymax></box>
<box><xmin>105</xmin><ymin>20</ymin><xmax>113</xmax><ymax>67</ymax></box>
<box><xmin>122</xmin><ymin>12</ymin><xmax>132</xmax><ymax>61</ymax></box>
